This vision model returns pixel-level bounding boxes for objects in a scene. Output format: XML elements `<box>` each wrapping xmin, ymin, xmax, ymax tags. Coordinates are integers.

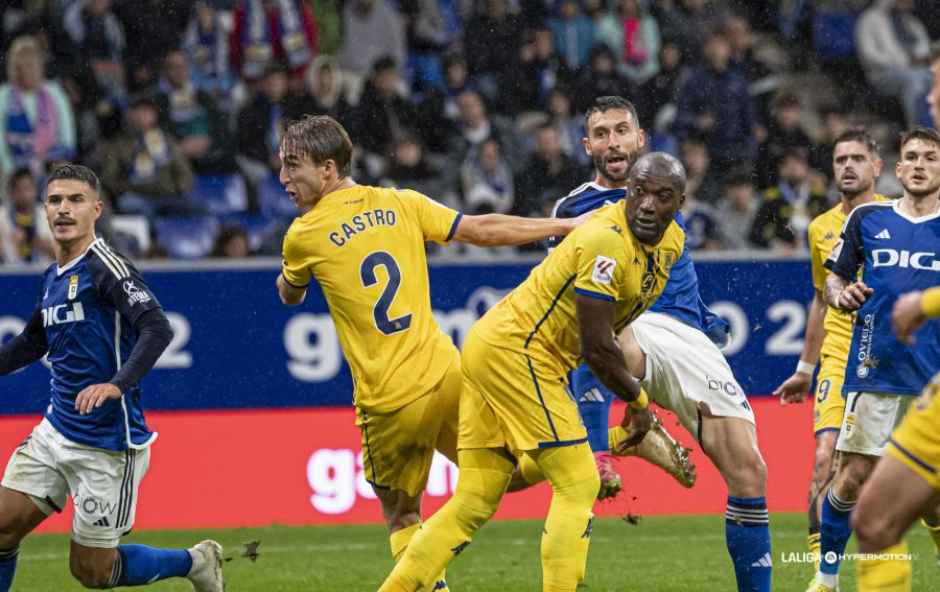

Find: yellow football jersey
<box><xmin>474</xmin><ymin>202</ymin><xmax>684</xmax><ymax>376</ymax></box>
<box><xmin>808</xmin><ymin>195</ymin><xmax>888</xmax><ymax>360</ymax></box>
<box><xmin>281</xmin><ymin>185</ymin><xmax>462</xmax><ymax>414</ymax></box>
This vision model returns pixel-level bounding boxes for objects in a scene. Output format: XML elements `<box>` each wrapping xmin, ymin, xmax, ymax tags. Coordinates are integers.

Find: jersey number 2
<box><xmin>360</xmin><ymin>252</ymin><xmax>413</xmax><ymax>335</ymax></box>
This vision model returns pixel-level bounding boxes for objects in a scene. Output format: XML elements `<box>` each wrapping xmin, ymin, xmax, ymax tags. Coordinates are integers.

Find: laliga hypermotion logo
<box><xmin>123</xmin><ymin>280</ymin><xmax>152</xmax><ymax>307</ymax></box>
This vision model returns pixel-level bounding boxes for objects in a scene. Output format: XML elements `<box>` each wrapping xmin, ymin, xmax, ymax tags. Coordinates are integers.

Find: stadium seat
<box><xmin>153</xmin><ymin>216</ymin><xmax>220</xmax><ymax>259</ymax></box>
<box><xmin>218</xmin><ymin>212</ymin><xmax>284</xmax><ymax>252</ymax></box>
<box><xmin>109</xmin><ymin>215</ymin><xmax>151</xmax><ymax>254</ymax></box>
<box><xmin>191</xmin><ymin>174</ymin><xmax>249</xmax><ymax>215</ymax></box>
<box><xmin>257</xmin><ymin>173</ymin><xmax>297</xmax><ymax>221</ymax></box>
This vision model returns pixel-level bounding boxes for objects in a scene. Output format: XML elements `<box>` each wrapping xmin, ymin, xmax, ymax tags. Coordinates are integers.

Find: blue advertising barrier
<box><xmin>0</xmin><ymin>257</ymin><xmax>814</xmax><ymax>413</ymax></box>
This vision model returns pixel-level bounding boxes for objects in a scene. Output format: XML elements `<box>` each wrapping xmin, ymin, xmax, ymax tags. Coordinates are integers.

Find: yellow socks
<box><xmin>379</xmin><ymin>448</ymin><xmax>513</xmax><ymax>592</ymax></box>
<box><xmin>807</xmin><ymin>532</ymin><xmax>821</xmax><ymax>571</ymax></box>
<box><xmin>857</xmin><ymin>541</ymin><xmax>912</xmax><ymax>592</ymax></box>
<box><xmin>390</xmin><ymin>524</ymin><xmax>448</xmax><ymax>592</ymax></box>
<box><xmin>923</xmin><ymin>518</ymin><xmax>940</xmax><ymax>556</ymax></box>
<box><xmin>533</xmin><ymin>443</ymin><xmax>600</xmax><ymax>592</ymax></box>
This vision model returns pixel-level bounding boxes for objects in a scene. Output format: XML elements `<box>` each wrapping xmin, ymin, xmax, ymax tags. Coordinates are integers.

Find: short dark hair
<box><xmin>46</xmin><ymin>163</ymin><xmax>101</xmax><ymax>195</ymax></box>
<box><xmin>584</xmin><ymin>95</ymin><xmax>640</xmax><ymax>133</ymax></box>
<box><xmin>833</xmin><ymin>127</ymin><xmax>880</xmax><ymax>159</ymax></box>
<box><xmin>722</xmin><ymin>167</ymin><xmax>754</xmax><ymax>189</ymax></box>
<box><xmin>771</xmin><ymin>91</ymin><xmax>800</xmax><ymax>112</ymax></box>
<box><xmin>900</xmin><ymin>126</ymin><xmax>940</xmax><ymax>152</ymax></box>
<box><xmin>7</xmin><ymin>166</ymin><xmax>33</xmax><ymax>190</ymax></box>
<box><xmin>280</xmin><ymin>115</ymin><xmax>353</xmax><ymax>177</ymax></box>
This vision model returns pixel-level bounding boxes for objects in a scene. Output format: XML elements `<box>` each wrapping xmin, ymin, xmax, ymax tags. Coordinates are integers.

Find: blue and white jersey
<box><xmin>550</xmin><ymin>182</ymin><xmax>729</xmax><ymax>343</ymax></box>
<box><xmin>826</xmin><ymin>201</ymin><xmax>940</xmax><ymax>395</ymax></box>
<box><xmin>35</xmin><ymin>238</ymin><xmax>162</xmax><ymax>450</ymax></box>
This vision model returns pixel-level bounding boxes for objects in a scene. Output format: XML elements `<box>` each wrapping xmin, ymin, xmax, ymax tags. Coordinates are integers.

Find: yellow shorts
<box><xmin>356</xmin><ymin>348</ymin><xmax>461</xmax><ymax>497</ymax></box>
<box><xmin>886</xmin><ymin>373</ymin><xmax>940</xmax><ymax>491</ymax></box>
<box><xmin>814</xmin><ymin>354</ymin><xmax>847</xmax><ymax>435</ymax></box>
<box><xmin>458</xmin><ymin>327</ymin><xmax>586</xmax><ymax>454</ymax></box>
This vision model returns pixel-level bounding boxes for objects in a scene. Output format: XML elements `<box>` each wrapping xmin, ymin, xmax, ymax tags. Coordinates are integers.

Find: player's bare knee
<box><xmin>835</xmin><ymin>458</ymin><xmax>872</xmax><ymax>500</ymax></box>
<box><xmin>852</xmin><ymin>511</ymin><xmax>897</xmax><ymax>552</ymax></box>
<box><xmin>68</xmin><ymin>553</ymin><xmax>114</xmax><ymax>589</ymax></box>
<box><xmin>0</xmin><ymin>512</ymin><xmax>29</xmax><ymax>549</ymax></box>
<box><xmin>812</xmin><ymin>447</ymin><xmax>835</xmax><ymax>484</ymax></box>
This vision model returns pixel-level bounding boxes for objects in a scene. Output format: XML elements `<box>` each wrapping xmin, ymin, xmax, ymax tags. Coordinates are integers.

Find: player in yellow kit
<box><xmin>850</xmin><ymin>286</ymin><xmax>940</xmax><ymax>591</ymax></box>
<box><xmin>275</xmin><ymin>116</ymin><xmax>581</xmax><ymax>591</ymax></box>
<box><xmin>379</xmin><ymin>152</ymin><xmax>686</xmax><ymax>592</ymax></box>
<box><xmin>773</xmin><ymin>128</ymin><xmax>886</xmax><ymax>564</ymax></box>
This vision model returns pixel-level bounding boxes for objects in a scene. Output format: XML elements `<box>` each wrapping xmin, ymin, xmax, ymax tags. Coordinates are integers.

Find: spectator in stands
<box><xmin>231</xmin><ymin>0</ymin><xmax>319</xmax><ymax>88</ymax></box>
<box><xmin>414</xmin><ymin>52</ymin><xmax>471</xmax><ymax>152</ymax></box>
<box><xmin>338</xmin><ymin>0</ymin><xmax>405</xmax><ymax>98</ymax></box>
<box><xmin>0</xmin><ymin>35</ymin><xmax>75</xmax><ymax>179</ymax></box>
<box><xmin>749</xmin><ymin>147</ymin><xmax>829</xmax><ymax>251</ymax></box>
<box><xmin>155</xmin><ymin>49</ymin><xmax>237</xmax><ymax>174</ymax></box>
<box><xmin>379</xmin><ymin>134</ymin><xmax>453</xmax><ymax>203</ymax></box>
<box><xmin>596</xmin><ymin>0</ymin><xmax>661</xmax><ymax>85</ymax></box>
<box><xmin>678</xmin><ymin>137</ymin><xmax>721</xmax><ymax>249</ymax></box>
<box><xmin>459</xmin><ymin>137</ymin><xmax>515</xmax><ymax>215</ymax></box>
<box><xmin>502</xmin><ymin>25</ymin><xmax>563</xmax><ymax>114</ymax></box>
<box><xmin>101</xmin><ymin>96</ymin><xmax>196</xmax><ymax>216</ymax></box>
<box><xmin>284</xmin><ymin>55</ymin><xmax>350</xmax><ymax>122</ymax></box>
<box><xmin>237</xmin><ymin>65</ymin><xmax>288</xmax><ymax>183</ymax></box>
<box><xmin>346</xmin><ymin>56</ymin><xmax>419</xmax><ymax>161</ymax></box>
<box><xmin>446</xmin><ymin>88</ymin><xmax>525</xmax><ymax>171</ymax></box>
<box><xmin>463</xmin><ymin>0</ymin><xmax>524</xmax><ymax>99</ymax></box>
<box><xmin>811</xmin><ymin>104</ymin><xmax>850</xmax><ymax>184</ymax></box>
<box><xmin>856</xmin><ymin>0</ymin><xmax>932</xmax><ymax>127</ymax></box>
<box><xmin>112</xmin><ymin>0</ymin><xmax>192</xmax><ymax>93</ymax></box>
<box><xmin>211</xmin><ymin>224</ymin><xmax>252</xmax><ymax>258</ymax></box>
<box><xmin>726</xmin><ymin>12</ymin><xmax>771</xmax><ymax>83</ymax></box>
<box><xmin>546</xmin><ymin>86</ymin><xmax>590</xmax><ymax>168</ymax></box>
<box><xmin>0</xmin><ymin>167</ymin><xmax>53</xmax><ymax>264</ymax></box>
<box><xmin>928</xmin><ymin>44</ymin><xmax>940</xmax><ymax>126</ymax></box>
<box><xmin>716</xmin><ymin>168</ymin><xmax>758</xmax><ymax>250</ymax></box>
<box><xmin>515</xmin><ymin>123</ymin><xmax>586</xmax><ymax>217</ymax></box>
<box><xmin>399</xmin><ymin>0</ymin><xmax>457</xmax><ymax>91</ymax></box>
<box><xmin>636</xmin><ymin>39</ymin><xmax>684</xmax><ymax>126</ymax></box>
<box><xmin>572</xmin><ymin>45</ymin><xmax>632</xmax><ymax>114</ymax></box>
<box><xmin>62</xmin><ymin>0</ymin><xmax>127</xmax><ymax>102</ymax></box>
<box><xmin>182</xmin><ymin>1</ymin><xmax>235</xmax><ymax>99</ymax></box>
<box><xmin>673</xmin><ymin>27</ymin><xmax>759</xmax><ymax>176</ymax></box>
<box><xmin>548</xmin><ymin>0</ymin><xmax>595</xmax><ymax>73</ymax></box>
<box><xmin>755</xmin><ymin>91</ymin><xmax>812</xmax><ymax>189</ymax></box>
<box><xmin>653</xmin><ymin>0</ymin><xmax>710</xmax><ymax>60</ymax></box>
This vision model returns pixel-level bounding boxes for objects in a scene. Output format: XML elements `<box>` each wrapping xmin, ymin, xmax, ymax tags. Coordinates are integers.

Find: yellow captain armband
<box><xmin>629</xmin><ymin>387</ymin><xmax>649</xmax><ymax>410</ymax></box>
<box><xmin>923</xmin><ymin>287</ymin><xmax>940</xmax><ymax>319</ymax></box>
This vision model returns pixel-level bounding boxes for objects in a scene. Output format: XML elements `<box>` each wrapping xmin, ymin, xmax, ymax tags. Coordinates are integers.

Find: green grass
<box><xmin>12</xmin><ymin>513</ymin><xmax>936</xmax><ymax>591</ymax></box>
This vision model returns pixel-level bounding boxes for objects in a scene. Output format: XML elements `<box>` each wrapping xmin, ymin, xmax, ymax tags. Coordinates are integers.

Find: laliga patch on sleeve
<box><xmin>592</xmin><ymin>256</ymin><xmax>616</xmax><ymax>285</ymax></box>
<box><xmin>827</xmin><ymin>239</ymin><xmax>844</xmax><ymax>263</ymax></box>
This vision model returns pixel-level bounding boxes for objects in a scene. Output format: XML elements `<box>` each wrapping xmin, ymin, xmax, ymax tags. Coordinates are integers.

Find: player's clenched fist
<box><xmin>837</xmin><ymin>280</ymin><xmax>873</xmax><ymax>311</ymax></box>
<box><xmin>74</xmin><ymin>383</ymin><xmax>122</xmax><ymax>415</ymax></box>
<box><xmin>892</xmin><ymin>291</ymin><xmax>926</xmax><ymax>345</ymax></box>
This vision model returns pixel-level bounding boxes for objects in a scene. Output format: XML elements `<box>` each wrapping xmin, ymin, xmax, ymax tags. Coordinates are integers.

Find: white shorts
<box><xmin>2</xmin><ymin>419</ymin><xmax>150</xmax><ymax>548</ymax></box>
<box><xmin>837</xmin><ymin>392</ymin><xmax>912</xmax><ymax>457</ymax></box>
<box><xmin>630</xmin><ymin>312</ymin><xmax>756</xmax><ymax>439</ymax></box>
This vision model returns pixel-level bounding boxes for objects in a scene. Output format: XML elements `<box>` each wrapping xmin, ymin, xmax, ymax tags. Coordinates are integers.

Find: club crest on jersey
<box><xmin>68</xmin><ymin>275</ymin><xmax>79</xmax><ymax>300</ymax></box>
<box><xmin>641</xmin><ymin>272</ymin><xmax>655</xmax><ymax>293</ymax></box>
<box><xmin>123</xmin><ymin>280</ymin><xmax>151</xmax><ymax>306</ymax></box>
<box><xmin>592</xmin><ymin>256</ymin><xmax>616</xmax><ymax>285</ymax></box>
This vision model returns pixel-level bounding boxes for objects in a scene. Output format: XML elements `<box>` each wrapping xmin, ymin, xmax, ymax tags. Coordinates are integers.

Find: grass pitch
<box><xmin>13</xmin><ymin>513</ymin><xmax>936</xmax><ymax>591</ymax></box>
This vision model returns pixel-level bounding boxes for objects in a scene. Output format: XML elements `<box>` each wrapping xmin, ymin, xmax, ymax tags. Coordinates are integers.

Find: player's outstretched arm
<box><xmin>0</xmin><ymin>307</ymin><xmax>48</xmax><ymax>375</ymax></box>
<box><xmin>892</xmin><ymin>287</ymin><xmax>940</xmax><ymax>345</ymax></box>
<box><xmin>576</xmin><ymin>294</ymin><xmax>652</xmax><ymax>447</ymax></box>
<box><xmin>825</xmin><ymin>272</ymin><xmax>872</xmax><ymax>311</ymax></box>
<box><xmin>277</xmin><ymin>273</ymin><xmax>307</xmax><ymax>306</ymax></box>
<box><xmin>773</xmin><ymin>290</ymin><xmax>827</xmax><ymax>404</ymax></box>
<box><xmin>452</xmin><ymin>213</ymin><xmax>585</xmax><ymax>247</ymax></box>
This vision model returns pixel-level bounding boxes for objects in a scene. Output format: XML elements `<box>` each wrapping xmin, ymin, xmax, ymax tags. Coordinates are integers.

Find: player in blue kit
<box><xmin>0</xmin><ymin>165</ymin><xmax>223</xmax><ymax>591</ymax></box>
<box><xmin>516</xmin><ymin>96</ymin><xmax>771</xmax><ymax>592</ymax></box>
<box><xmin>809</xmin><ymin>127</ymin><xmax>940</xmax><ymax>592</ymax></box>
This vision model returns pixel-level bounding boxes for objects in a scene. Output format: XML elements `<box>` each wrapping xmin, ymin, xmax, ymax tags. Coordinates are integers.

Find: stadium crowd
<box><xmin>0</xmin><ymin>0</ymin><xmax>938</xmax><ymax>263</ymax></box>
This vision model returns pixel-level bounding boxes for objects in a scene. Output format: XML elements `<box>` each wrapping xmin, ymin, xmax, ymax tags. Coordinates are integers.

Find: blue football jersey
<box><xmin>550</xmin><ymin>182</ymin><xmax>728</xmax><ymax>342</ymax></box>
<box><xmin>35</xmin><ymin>238</ymin><xmax>162</xmax><ymax>450</ymax></box>
<box><xmin>826</xmin><ymin>201</ymin><xmax>940</xmax><ymax>395</ymax></box>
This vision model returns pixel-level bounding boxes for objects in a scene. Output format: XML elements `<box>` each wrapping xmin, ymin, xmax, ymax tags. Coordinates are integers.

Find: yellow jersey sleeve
<box><xmin>808</xmin><ymin>220</ymin><xmax>828</xmax><ymax>293</ymax></box>
<box><xmin>923</xmin><ymin>286</ymin><xmax>940</xmax><ymax>318</ymax></box>
<box><xmin>397</xmin><ymin>189</ymin><xmax>462</xmax><ymax>244</ymax></box>
<box><xmin>573</xmin><ymin>227</ymin><xmax>626</xmax><ymax>302</ymax></box>
<box><xmin>281</xmin><ymin>223</ymin><xmax>313</xmax><ymax>288</ymax></box>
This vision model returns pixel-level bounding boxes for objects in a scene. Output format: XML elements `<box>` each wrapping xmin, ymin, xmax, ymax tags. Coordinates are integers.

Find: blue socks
<box><xmin>818</xmin><ymin>488</ymin><xmax>855</xmax><ymax>585</ymax></box>
<box><xmin>0</xmin><ymin>547</ymin><xmax>18</xmax><ymax>592</ymax></box>
<box><xmin>111</xmin><ymin>544</ymin><xmax>193</xmax><ymax>586</ymax></box>
<box><xmin>725</xmin><ymin>496</ymin><xmax>772</xmax><ymax>592</ymax></box>
<box><xmin>571</xmin><ymin>364</ymin><xmax>614</xmax><ymax>452</ymax></box>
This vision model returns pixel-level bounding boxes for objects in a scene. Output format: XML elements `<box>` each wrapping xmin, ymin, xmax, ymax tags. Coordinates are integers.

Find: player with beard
<box><xmin>516</xmin><ymin>95</ymin><xmax>771</xmax><ymax>591</ymax></box>
<box><xmin>773</xmin><ymin>128</ymin><xmax>888</xmax><ymax>575</ymax></box>
<box><xmin>808</xmin><ymin>127</ymin><xmax>940</xmax><ymax>592</ymax></box>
